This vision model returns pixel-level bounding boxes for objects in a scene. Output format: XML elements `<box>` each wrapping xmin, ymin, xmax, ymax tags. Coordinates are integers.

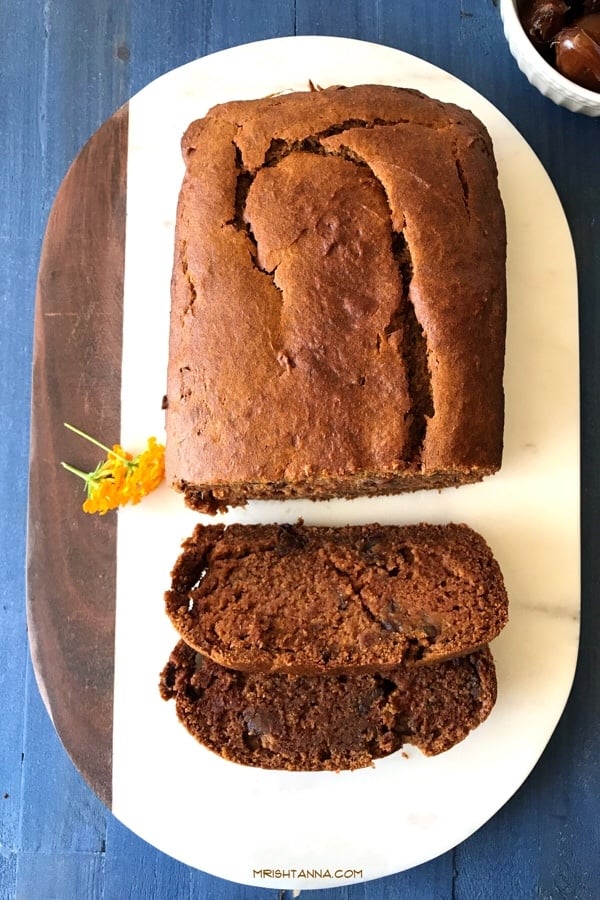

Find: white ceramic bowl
<box><xmin>500</xmin><ymin>0</ymin><xmax>600</xmax><ymax>116</ymax></box>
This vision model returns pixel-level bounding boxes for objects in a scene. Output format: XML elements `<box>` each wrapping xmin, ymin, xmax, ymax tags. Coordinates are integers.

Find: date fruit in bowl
<box><xmin>519</xmin><ymin>0</ymin><xmax>600</xmax><ymax>91</ymax></box>
<box><xmin>554</xmin><ymin>12</ymin><xmax>600</xmax><ymax>90</ymax></box>
<box><xmin>500</xmin><ymin>0</ymin><xmax>600</xmax><ymax>114</ymax></box>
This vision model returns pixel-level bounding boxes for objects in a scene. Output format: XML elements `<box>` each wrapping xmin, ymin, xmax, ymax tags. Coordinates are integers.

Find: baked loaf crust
<box><xmin>166</xmin><ymin>84</ymin><xmax>507</xmax><ymax>514</ymax></box>
<box><xmin>165</xmin><ymin>522</ymin><xmax>508</xmax><ymax>674</ymax></box>
<box><xmin>159</xmin><ymin>640</ymin><xmax>497</xmax><ymax>770</ymax></box>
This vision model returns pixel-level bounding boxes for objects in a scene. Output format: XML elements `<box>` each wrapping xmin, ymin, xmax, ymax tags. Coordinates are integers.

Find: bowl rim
<box><xmin>500</xmin><ymin>0</ymin><xmax>600</xmax><ymax>103</ymax></box>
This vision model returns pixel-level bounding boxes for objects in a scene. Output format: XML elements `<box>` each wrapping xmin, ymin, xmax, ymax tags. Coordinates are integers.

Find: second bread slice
<box><xmin>165</xmin><ymin>522</ymin><xmax>508</xmax><ymax>674</ymax></box>
<box><xmin>159</xmin><ymin>641</ymin><xmax>497</xmax><ymax>769</ymax></box>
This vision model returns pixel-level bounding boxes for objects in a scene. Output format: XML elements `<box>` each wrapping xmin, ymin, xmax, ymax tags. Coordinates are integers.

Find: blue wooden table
<box><xmin>1</xmin><ymin>1</ymin><xmax>599</xmax><ymax>898</ymax></box>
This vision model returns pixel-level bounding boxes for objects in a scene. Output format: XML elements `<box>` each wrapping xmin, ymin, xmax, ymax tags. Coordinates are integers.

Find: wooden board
<box><xmin>27</xmin><ymin>105</ymin><xmax>128</xmax><ymax>806</ymax></box>
<box><xmin>24</xmin><ymin>39</ymin><xmax>580</xmax><ymax>891</ymax></box>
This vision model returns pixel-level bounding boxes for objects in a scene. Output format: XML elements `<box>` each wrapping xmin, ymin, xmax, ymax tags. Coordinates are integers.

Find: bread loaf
<box><xmin>166</xmin><ymin>84</ymin><xmax>507</xmax><ymax>513</ymax></box>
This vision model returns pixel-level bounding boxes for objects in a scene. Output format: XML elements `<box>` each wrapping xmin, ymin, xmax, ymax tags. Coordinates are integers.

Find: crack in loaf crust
<box><xmin>159</xmin><ymin>640</ymin><xmax>498</xmax><ymax>769</ymax></box>
<box><xmin>165</xmin><ymin>522</ymin><xmax>508</xmax><ymax>675</ymax></box>
<box><xmin>166</xmin><ymin>84</ymin><xmax>507</xmax><ymax>514</ymax></box>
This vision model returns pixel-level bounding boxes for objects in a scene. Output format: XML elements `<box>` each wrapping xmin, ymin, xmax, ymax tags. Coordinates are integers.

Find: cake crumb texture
<box><xmin>159</xmin><ymin>640</ymin><xmax>498</xmax><ymax>770</ymax></box>
<box><xmin>165</xmin><ymin>521</ymin><xmax>508</xmax><ymax>674</ymax></box>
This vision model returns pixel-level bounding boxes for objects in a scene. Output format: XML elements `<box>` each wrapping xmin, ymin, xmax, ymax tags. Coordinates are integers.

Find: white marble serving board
<box><xmin>111</xmin><ymin>37</ymin><xmax>579</xmax><ymax>890</ymax></box>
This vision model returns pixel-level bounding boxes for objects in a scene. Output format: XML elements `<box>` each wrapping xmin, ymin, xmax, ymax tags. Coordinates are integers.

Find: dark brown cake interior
<box><xmin>159</xmin><ymin>640</ymin><xmax>498</xmax><ymax>771</ymax></box>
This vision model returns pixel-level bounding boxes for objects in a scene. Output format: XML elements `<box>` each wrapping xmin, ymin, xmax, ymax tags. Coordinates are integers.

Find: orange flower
<box><xmin>61</xmin><ymin>424</ymin><xmax>165</xmax><ymax>515</ymax></box>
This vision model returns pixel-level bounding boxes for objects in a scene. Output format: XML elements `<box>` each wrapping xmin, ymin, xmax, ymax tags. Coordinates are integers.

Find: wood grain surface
<box><xmin>2</xmin><ymin>0</ymin><xmax>599</xmax><ymax>898</ymax></box>
<box><xmin>27</xmin><ymin>104</ymin><xmax>128</xmax><ymax>807</ymax></box>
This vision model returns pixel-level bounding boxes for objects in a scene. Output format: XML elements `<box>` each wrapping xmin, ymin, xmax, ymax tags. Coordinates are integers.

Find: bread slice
<box><xmin>165</xmin><ymin>522</ymin><xmax>508</xmax><ymax>674</ymax></box>
<box><xmin>166</xmin><ymin>84</ymin><xmax>506</xmax><ymax>515</ymax></box>
<box><xmin>159</xmin><ymin>640</ymin><xmax>497</xmax><ymax>770</ymax></box>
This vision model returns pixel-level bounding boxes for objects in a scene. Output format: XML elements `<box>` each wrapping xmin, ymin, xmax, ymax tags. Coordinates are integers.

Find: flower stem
<box><xmin>63</xmin><ymin>422</ymin><xmax>129</xmax><ymax>463</ymax></box>
<box><xmin>60</xmin><ymin>461</ymin><xmax>90</xmax><ymax>481</ymax></box>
